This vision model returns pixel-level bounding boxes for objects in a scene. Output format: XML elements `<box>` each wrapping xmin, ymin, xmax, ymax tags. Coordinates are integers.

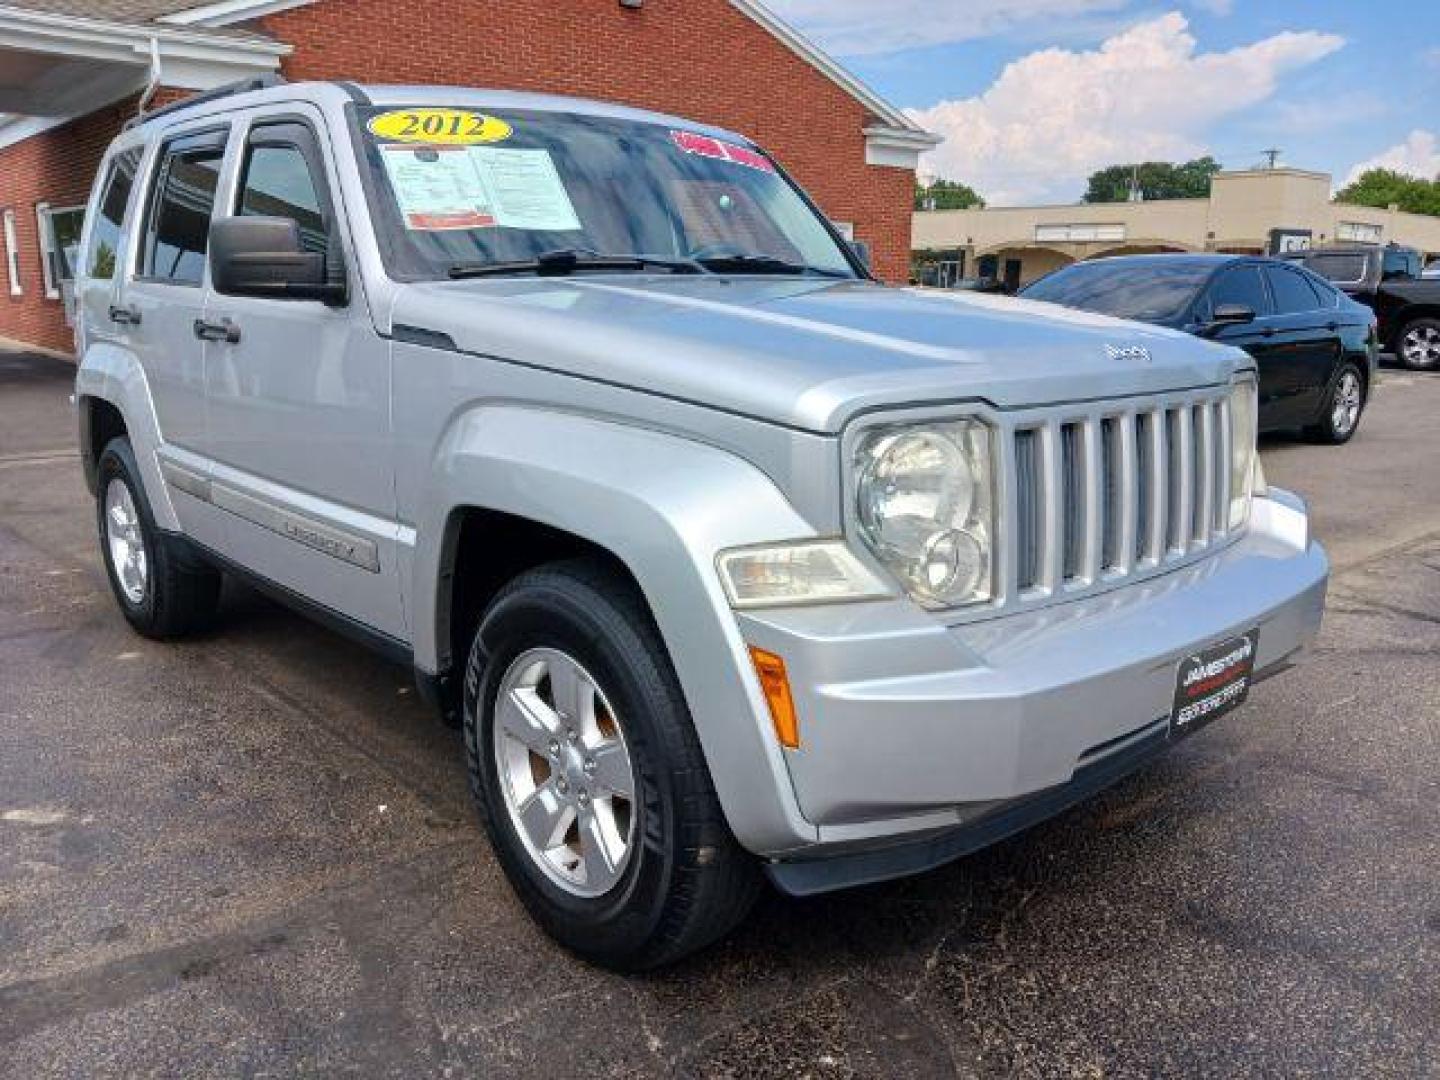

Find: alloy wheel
<box><xmin>1401</xmin><ymin>325</ymin><xmax>1440</xmax><ymax>369</ymax></box>
<box><xmin>493</xmin><ymin>647</ymin><xmax>637</xmax><ymax>898</ymax></box>
<box><xmin>104</xmin><ymin>478</ymin><xmax>148</xmax><ymax>604</ymax></box>
<box><xmin>1331</xmin><ymin>370</ymin><xmax>1363</xmax><ymax>438</ymax></box>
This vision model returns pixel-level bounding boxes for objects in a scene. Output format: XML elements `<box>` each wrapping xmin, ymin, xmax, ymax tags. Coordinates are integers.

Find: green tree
<box><xmin>1335</xmin><ymin>168</ymin><xmax>1440</xmax><ymax>217</ymax></box>
<box><xmin>1082</xmin><ymin>157</ymin><xmax>1222</xmax><ymax>203</ymax></box>
<box><xmin>915</xmin><ymin>178</ymin><xmax>986</xmax><ymax>211</ymax></box>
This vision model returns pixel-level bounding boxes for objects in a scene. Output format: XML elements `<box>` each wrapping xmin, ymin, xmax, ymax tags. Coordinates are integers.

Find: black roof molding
<box><xmin>123</xmin><ymin>72</ymin><xmax>286</xmax><ymax>129</ymax></box>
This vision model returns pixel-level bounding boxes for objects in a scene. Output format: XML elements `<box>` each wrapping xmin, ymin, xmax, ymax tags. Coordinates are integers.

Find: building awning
<box><xmin>0</xmin><ymin>3</ymin><xmax>287</xmax><ymax>144</ymax></box>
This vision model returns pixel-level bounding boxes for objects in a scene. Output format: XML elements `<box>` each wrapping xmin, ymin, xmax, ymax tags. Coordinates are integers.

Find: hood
<box><xmin>389</xmin><ymin>277</ymin><xmax>1248</xmax><ymax>433</ymax></box>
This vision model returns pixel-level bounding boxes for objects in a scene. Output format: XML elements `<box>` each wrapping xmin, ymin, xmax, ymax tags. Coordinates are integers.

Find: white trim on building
<box><xmin>158</xmin><ymin>0</ymin><xmax>317</xmax><ymax>26</ymax></box>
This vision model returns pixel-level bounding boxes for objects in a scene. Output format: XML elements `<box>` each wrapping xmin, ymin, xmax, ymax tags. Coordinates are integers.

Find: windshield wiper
<box><xmin>693</xmin><ymin>253</ymin><xmax>850</xmax><ymax>278</ymax></box>
<box><xmin>447</xmin><ymin>248</ymin><xmax>706</xmax><ymax>279</ymax></box>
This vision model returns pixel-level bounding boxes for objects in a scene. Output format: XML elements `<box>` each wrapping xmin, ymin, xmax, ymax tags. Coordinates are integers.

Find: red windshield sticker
<box><xmin>671</xmin><ymin>130</ymin><xmax>776</xmax><ymax>173</ymax></box>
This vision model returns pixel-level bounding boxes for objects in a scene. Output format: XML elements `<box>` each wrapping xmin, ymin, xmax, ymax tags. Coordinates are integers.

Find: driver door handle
<box><xmin>108</xmin><ymin>304</ymin><xmax>142</xmax><ymax>326</ymax></box>
<box><xmin>193</xmin><ymin>317</ymin><xmax>241</xmax><ymax>344</ymax></box>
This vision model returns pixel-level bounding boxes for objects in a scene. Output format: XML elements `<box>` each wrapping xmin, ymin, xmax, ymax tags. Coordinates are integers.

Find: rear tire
<box><xmin>1304</xmin><ymin>362</ymin><xmax>1366</xmax><ymax>445</ymax></box>
<box><xmin>96</xmin><ymin>436</ymin><xmax>221</xmax><ymax>638</ymax></box>
<box><xmin>1396</xmin><ymin>317</ymin><xmax>1440</xmax><ymax>371</ymax></box>
<box><xmin>462</xmin><ymin>558</ymin><xmax>760</xmax><ymax>971</ymax></box>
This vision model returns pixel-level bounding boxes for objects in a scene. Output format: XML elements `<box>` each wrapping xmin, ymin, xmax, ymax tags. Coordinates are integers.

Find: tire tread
<box><xmin>463</xmin><ymin>557</ymin><xmax>760</xmax><ymax>970</ymax></box>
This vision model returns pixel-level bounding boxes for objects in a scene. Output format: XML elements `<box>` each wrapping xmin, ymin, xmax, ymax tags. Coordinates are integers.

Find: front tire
<box><xmin>462</xmin><ymin>558</ymin><xmax>760</xmax><ymax>970</ymax></box>
<box><xmin>1396</xmin><ymin>317</ymin><xmax>1440</xmax><ymax>371</ymax></box>
<box><xmin>1305</xmin><ymin>363</ymin><xmax>1366</xmax><ymax>444</ymax></box>
<box><xmin>96</xmin><ymin>436</ymin><xmax>220</xmax><ymax>638</ymax></box>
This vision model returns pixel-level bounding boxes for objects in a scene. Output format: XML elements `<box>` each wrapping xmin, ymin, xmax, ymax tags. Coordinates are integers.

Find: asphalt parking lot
<box><xmin>1</xmin><ymin>344</ymin><xmax>1437</xmax><ymax>1078</ymax></box>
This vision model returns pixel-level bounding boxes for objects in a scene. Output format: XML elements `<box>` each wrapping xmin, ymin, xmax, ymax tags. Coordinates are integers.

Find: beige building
<box><xmin>913</xmin><ymin>167</ymin><xmax>1440</xmax><ymax>291</ymax></box>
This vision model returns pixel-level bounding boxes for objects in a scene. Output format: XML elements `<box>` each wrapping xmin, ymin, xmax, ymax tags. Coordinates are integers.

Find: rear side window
<box><xmin>1206</xmin><ymin>265</ymin><xmax>1272</xmax><ymax>316</ymax></box>
<box><xmin>88</xmin><ymin>148</ymin><xmax>141</xmax><ymax>280</ymax></box>
<box><xmin>1263</xmin><ymin>265</ymin><xmax>1318</xmax><ymax>315</ymax></box>
<box><xmin>1305</xmin><ymin>252</ymin><xmax>1368</xmax><ymax>285</ymax></box>
<box><xmin>1382</xmin><ymin>249</ymin><xmax>1419</xmax><ymax>279</ymax></box>
<box><xmin>237</xmin><ymin>134</ymin><xmax>329</xmax><ymax>257</ymax></box>
<box><xmin>141</xmin><ymin>132</ymin><xmax>227</xmax><ymax>284</ymax></box>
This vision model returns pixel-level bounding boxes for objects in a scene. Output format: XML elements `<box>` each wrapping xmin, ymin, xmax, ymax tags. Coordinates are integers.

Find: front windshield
<box><xmin>1022</xmin><ymin>262</ymin><xmax>1208</xmax><ymax>322</ymax></box>
<box><xmin>355</xmin><ymin>105</ymin><xmax>858</xmax><ymax>279</ymax></box>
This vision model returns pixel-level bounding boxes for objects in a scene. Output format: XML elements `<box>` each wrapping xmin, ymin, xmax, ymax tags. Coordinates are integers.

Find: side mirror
<box><xmin>847</xmin><ymin>239</ymin><xmax>872</xmax><ymax>272</ymax></box>
<box><xmin>1202</xmin><ymin>303</ymin><xmax>1255</xmax><ymax>335</ymax></box>
<box><xmin>209</xmin><ymin>216</ymin><xmax>346</xmax><ymax>304</ymax></box>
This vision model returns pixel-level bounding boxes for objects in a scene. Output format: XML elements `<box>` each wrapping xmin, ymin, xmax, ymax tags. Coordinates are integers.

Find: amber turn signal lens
<box><xmin>749</xmin><ymin>646</ymin><xmax>800</xmax><ymax>749</ymax></box>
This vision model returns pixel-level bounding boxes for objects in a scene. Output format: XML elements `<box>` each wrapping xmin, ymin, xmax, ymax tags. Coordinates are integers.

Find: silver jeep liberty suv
<box><xmin>74</xmin><ymin>79</ymin><xmax>1328</xmax><ymax>969</ymax></box>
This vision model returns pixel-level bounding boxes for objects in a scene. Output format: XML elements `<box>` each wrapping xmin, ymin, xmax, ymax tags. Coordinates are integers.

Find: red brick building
<box><xmin>0</xmin><ymin>0</ymin><xmax>936</xmax><ymax>354</ymax></box>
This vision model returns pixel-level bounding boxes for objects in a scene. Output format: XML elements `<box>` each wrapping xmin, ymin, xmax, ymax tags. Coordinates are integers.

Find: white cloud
<box><xmin>762</xmin><ymin>0</ymin><xmax>1129</xmax><ymax>57</ymax></box>
<box><xmin>905</xmin><ymin>13</ymin><xmax>1344</xmax><ymax>205</ymax></box>
<box><xmin>1344</xmin><ymin>131</ymin><xmax>1440</xmax><ymax>185</ymax></box>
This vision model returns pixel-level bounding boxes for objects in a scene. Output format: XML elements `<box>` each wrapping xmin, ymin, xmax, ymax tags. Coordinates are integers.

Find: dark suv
<box><xmin>1282</xmin><ymin>245</ymin><xmax>1440</xmax><ymax>370</ymax></box>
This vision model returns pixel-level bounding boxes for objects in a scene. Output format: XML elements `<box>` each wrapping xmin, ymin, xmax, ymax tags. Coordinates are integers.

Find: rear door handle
<box><xmin>108</xmin><ymin>304</ymin><xmax>142</xmax><ymax>326</ymax></box>
<box><xmin>193</xmin><ymin>318</ymin><xmax>241</xmax><ymax>344</ymax></box>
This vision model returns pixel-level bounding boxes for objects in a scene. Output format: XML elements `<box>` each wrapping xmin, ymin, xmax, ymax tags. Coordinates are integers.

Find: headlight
<box><xmin>1229</xmin><ymin>379</ymin><xmax>1259</xmax><ymax>529</ymax></box>
<box><xmin>718</xmin><ymin>541</ymin><xmax>891</xmax><ymax>609</ymax></box>
<box><xmin>854</xmin><ymin>419</ymin><xmax>995</xmax><ymax>608</ymax></box>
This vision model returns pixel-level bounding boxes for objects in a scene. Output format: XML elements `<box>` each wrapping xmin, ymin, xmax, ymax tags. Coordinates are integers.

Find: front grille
<box><xmin>1007</xmin><ymin>389</ymin><xmax>1233</xmax><ymax>601</ymax></box>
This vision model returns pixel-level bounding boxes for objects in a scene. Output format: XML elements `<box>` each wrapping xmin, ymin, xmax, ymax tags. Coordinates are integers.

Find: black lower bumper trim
<box><xmin>766</xmin><ymin>722</ymin><xmax>1175</xmax><ymax>897</ymax></box>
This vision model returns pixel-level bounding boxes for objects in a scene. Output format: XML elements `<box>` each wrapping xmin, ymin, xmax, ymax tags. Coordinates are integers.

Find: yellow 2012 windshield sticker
<box><xmin>368</xmin><ymin>109</ymin><xmax>512</xmax><ymax>146</ymax></box>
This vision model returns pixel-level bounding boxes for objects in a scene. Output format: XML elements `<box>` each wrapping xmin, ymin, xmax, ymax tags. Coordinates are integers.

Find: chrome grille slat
<box><xmin>1060</xmin><ymin>422</ymin><xmax>1083</xmax><ymax>582</ymax></box>
<box><xmin>1149</xmin><ymin>409</ymin><xmax>1168</xmax><ymax>563</ymax></box>
<box><xmin>1080</xmin><ymin>418</ymin><xmax>1104</xmax><ymax>585</ymax></box>
<box><xmin>1039</xmin><ymin>420</ymin><xmax>1065</xmax><ymax>594</ymax></box>
<box><xmin>1013</xmin><ymin>429</ymin><xmax>1041</xmax><ymax>592</ymax></box>
<box><xmin>1007</xmin><ymin>388</ymin><xmax>1232</xmax><ymax>607</ymax></box>
<box><xmin>1216</xmin><ymin>398</ymin><xmax>1233</xmax><ymax>536</ymax></box>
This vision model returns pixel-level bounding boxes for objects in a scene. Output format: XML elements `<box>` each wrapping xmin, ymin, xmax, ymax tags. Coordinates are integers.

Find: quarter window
<box><xmin>88</xmin><ymin>149</ymin><xmax>142</xmax><ymax>281</ymax></box>
<box><xmin>1263</xmin><ymin>265</ymin><xmax>1318</xmax><ymax>315</ymax></box>
<box><xmin>237</xmin><ymin>139</ymin><xmax>328</xmax><ymax>256</ymax></box>
<box><xmin>1206</xmin><ymin>265</ymin><xmax>1272</xmax><ymax>317</ymax></box>
<box><xmin>1300</xmin><ymin>272</ymin><xmax>1340</xmax><ymax>308</ymax></box>
<box><xmin>143</xmin><ymin>137</ymin><xmax>226</xmax><ymax>285</ymax></box>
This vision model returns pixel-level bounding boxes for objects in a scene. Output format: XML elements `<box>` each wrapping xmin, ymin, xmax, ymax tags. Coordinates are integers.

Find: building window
<box><xmin>1337</xmin><ymin>221</ymin><xmax>1382</xmax><ymax>244</ymax></box>
<box><xmin>1034</xmin><ymin>223</ymin><xmax>1126</xmax><ymax>243</ymax></box>
<box><xmin>2</xmin><ymin>209</ymin><xmax>20</xmax><ymax>296</ymax></box>
<box><xmin>36</xmin><ymin>202</ymin><xmax>86</xmax><ymax>299</ymax></box>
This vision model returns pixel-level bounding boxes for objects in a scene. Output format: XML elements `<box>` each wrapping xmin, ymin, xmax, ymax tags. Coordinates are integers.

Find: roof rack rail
<box><xmin>123</xmin><ymin>74</ymin><xmax>288</xmax><ymax>131</ymax></box>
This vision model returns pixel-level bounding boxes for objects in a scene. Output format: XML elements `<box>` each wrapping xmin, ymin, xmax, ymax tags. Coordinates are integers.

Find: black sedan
<box><xmin>1021</xmin><ymin>254</ymin><xmax>1379</xmax><ymax>443</ymax></box>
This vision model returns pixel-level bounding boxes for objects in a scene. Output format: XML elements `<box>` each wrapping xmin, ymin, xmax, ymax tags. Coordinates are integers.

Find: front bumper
<box><xmin>737</xmin><ymin>488</ymin><xmax>1327</xmax><ymax>884</ymax></box>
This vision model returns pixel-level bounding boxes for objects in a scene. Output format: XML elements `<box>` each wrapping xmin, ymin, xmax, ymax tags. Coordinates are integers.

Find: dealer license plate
<box><xmin>1170</xmin><ymin>629</ymin><xmax>1258</xmax><ymax>736</ymax></box>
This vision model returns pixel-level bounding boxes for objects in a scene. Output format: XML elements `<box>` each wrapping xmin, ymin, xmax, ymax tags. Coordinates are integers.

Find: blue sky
<box><xmin>766</xmin><ymin>0</ymin><xmax>1440</xmax><ymax>206</ymax></box>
